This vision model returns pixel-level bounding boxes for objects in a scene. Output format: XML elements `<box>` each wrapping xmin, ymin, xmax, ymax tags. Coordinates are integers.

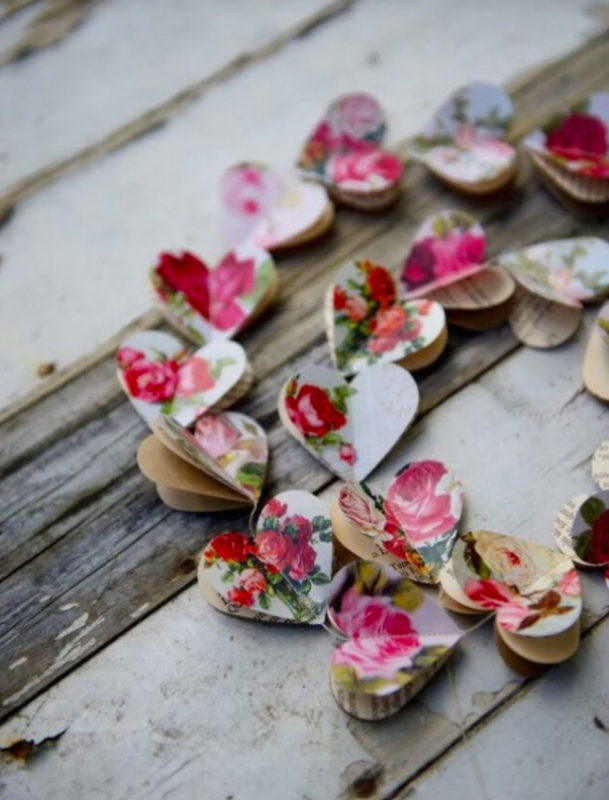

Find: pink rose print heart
<box><xmin>327</xmin><ymin>560</ymin><xmax>462</xmax><ymax>720</ymax></box>
<box><xmin>150</xmin><ymin>243</ymin><xmax>278</xmax><ymax>346</ymax></box>
<box><xmin>278</xmin><ymin>363</ymin><xmax>419</xmax><ymax>482</ymax></box>
<box><xmin>198</xmin><ymin>491</ymin><xmax>333</xmax><ymax>624</ymax></box>
<box><xmin>333</xmin><ymin>461</ymin><xmax>464</xmax><ymax>584</ymax></box>
<box><xmin>297</xmin><ymin>92</ymin><xmax>403</xmax><ymax>209</ymax></box>
<box><xmin>117</xmin><ymin>331</ymin><xmax>250</xmax><ymax>429</ymax></box>
<box><xmin>220</xmin><ymin>162</ymin><xmax>333</xmax><ymax>251</ymax></box>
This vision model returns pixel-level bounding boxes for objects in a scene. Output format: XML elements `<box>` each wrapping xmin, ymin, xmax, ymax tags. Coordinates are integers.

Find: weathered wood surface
<box><xmin>2</xmin><ymin>30</ymin><xmax>609</xmax><ymax>727</ymax></box>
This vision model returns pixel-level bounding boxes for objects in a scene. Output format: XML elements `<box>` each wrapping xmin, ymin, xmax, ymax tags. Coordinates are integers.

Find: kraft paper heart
<box><xmin>117</xmin><ymin>331</ymin><xmax>251</xmax><ymax>429</ymax></box>
<box><xmin>150</xmin><ymin>244</ymin><xmax>278</xmax><ymax>345</ymax></box>
<box><xmin>527</xmin><ymin>148</ymin><xmax>609</xmax><ymax>209</ymax></box>
<box><xmin>220</xmin><ymin>162</ymin><xmax>334</xmax><ymax>251</ymax></box>
<box><xmin>138</xmin><ymin>412</ymin><xmax>268</xmax><ymax>512</ymax></box>
<box><xmin>198</xmin><ymin>491</ymin><xmax>333</xmax><ymax>624</ymax></box>
<box><xmin>410</xmin><ymin>82</ymin><xmax>517</xmax><ymax>194</ymax></box>
<box><xmin>278</xmin><ymin>364</ymin><xmax>419</xmax><ymax>482</ymax></box>
<box><xmin>440</xmin><ymin>531</ymin><xmax>582</xmax><ymax>673</ymax></box>
<box><xmin>584</xmin><ymin>301</ymin><xmax>609</xmax><ymax>402</ymax></box>
<box><xmin>332</xmin><ymin>461</ymin><xmax>464</xmax><ymax>584</ymax></box>
<box><xmin>327</xmin><ymin>560</ymin><xmax>462</xmax><ymax>720</ymax></box>
<box><xmin>327</xmin><ymin>259</ymin><xmax>447</xmax><ymax>376</ymax></box>
<box><xmin>297</xmin><ymin>92</ymin><xmax>403</xmax><ymax>210</ymax></box>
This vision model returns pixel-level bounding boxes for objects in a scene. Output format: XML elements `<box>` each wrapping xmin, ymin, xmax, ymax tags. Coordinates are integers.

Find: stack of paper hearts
<box><xmin>220</xmin><ymin>162</ymin><xmax>334</xmax><ymax>252</ymax></box>
<box><xmin>410</xmin><ymin>82</ymin><xmax>517</xmax><ymax>195</ymax></box>
<box><xmin>331</xmin><ymin>461</ymin><xmax>464</xmax><ymax>583</ymax></box>
<box><xmin>278</xmin><ymin>363</ymin><xmax>420</xmax><ymax>481</ymax></box>
<box><xmin>583</xmin><ymin>301</ymin><xmax>609</xmax><ymax>402</ymax></box>
<box><xmin>400</xmin><ymin>209</ymin><xmax>516</xmax><ymax>330</ymax></box>
<box><xmin>150</xmin><ymin>245</ymin><xmax>278</xmax><ymax>346</ymax></box>
<box><xmin>440</xmin><ymin>531</ymin><xmax>582</xmax><ymax>675</ymax></box>
<box><xmin>498</xmin><ymin>237</ymin><xmax>609</xmax><ymax>348</ymax></box>
<box><xmin>524</xmin><ymin>94</ymin><xmax>609</xmax><ymax>210</ymax></box>
<box><xmin>555</xmin><ymin>439</ymin><xmax>609</xmax><ymax>590</ymax></box>
<box><xmin>327</xmin><ymin>561</ymin><xmax>463</xmax><ymax>720</ymax></box>
<box><xmin>297</xmin><ymin>92</ymin><xmax>403</xmax><ymax>210</ymax></box>
<box><xmin>326</xmin><ymin>260</ymin><xmax>447</xmax><ymax>375</ymax></box>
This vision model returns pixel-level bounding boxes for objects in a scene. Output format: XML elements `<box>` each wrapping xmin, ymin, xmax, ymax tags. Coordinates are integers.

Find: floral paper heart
<box><xmin>150</xmin><ymin>244</ymin><xmax>277</xmax><ymax>345</ymax></box>
<box><xmin>297</xmin><ymin>92</ymin><xmax>403</xmax><ymax>208</ymax></box>
<box><xmin>327</xmin><ymin>259</ymin><xmax>447</xmax><ymax>375</ymax></box>
<box><xmin>220</xmin><ymin>162</ymin><xmax>333</xmax><ymax>251</ymax></box>
<box><xmin>117</xmin><ymin>331</ymin><xmax>249</xmax><ymax>429</ymax></box>
<box><xmin>333</xmin><ymin>461</ymin><xmax>464</xmax><ymax>583</ymax></box>
<box><xmin>198</xmin><ymin>491</ymin><xmax>333</xmax><ymax>624</ymax></box>
<box><xmin>583</xmin><ymin>302</ymin><xmax>609</xmax><ymax>403</ymax></box>
<box><xmin>327</xmin><ymin>560</ymin><xmax>462</xmax><ymax>720</ymax></box>
<box><xmin>410</xmin><ymin>82</ymin><xmax>516</xmax><ymax>192</ymax></box>
<box><xmin>279</xmin><ymin>364</ymin><xmax>419</xmax><ymax>482</ymax></box>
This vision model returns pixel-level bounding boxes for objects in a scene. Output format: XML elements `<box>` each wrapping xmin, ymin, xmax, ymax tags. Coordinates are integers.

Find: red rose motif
<box><xmin>156</xmin><ymin>251</ymin><xmax>211</xmax><ymax>318</ymax></box>
<box><xmin>117</xmin><ymin>346</ymin><xmax>145</xmax><ymax>370</ymax></box>
<box><xmin>329</xmin><ymin>151</ymin><xmax>402</xmax><ymax>189</ymax></box>
<box><xmin>368</xmin><ymin>306</ymin><xmax>421</xmax><ymax>354</ymax></box>
<box><xmin>175</xmin><ymin>356</ymin><xmax>215</xmax><ymax>398</ymax></box>
<box><xmin>385</xmin><ymin>461</ymin><xmax>456</xmax><ymax>543</ymax></box>
<box><xmin>546</xmin><ymin>112</ymin><xmax>608</xmax><ymax>160</ymax></box>
<box><xmin>288</xmin><ymin>542</ymin><xmax>317</xmax><ymax>582</ymax></box>
<box><xmin>255</xmin><ymin>530</ymin><xmax>296</xmax><ymax>572</ymax></box>
<box><xmin>366</xmin><ymin>266</ymin><xmax>396</xmax><ymax>308</ymax></box>
<box><xmin>284</xmin><ymin>514</ymin><xmax>314</xmax><ymax>545</ymax></box>
<box><xmin>339</xmin><ymin>443</ymin><xmax>357</xmax><ymax>465</ymax></box>
<box><xmin>464</xmin><ymin>578</ymin><xmax>519</xmax><ymax>609</ymax></box>
<box><xmin>123</xmin><ymin>359</ymin><xmax>179</xmax><ymax>403</ymax></box>
<box><xmin>401</xmin><ymin>240</ymin><xmax>436</xmax><ymax>288</ymax></box>
<box><xmin>590</xmin><ymin>509</ymin><xmax>609</xmax><ymax>565</ymax></box>
<box><xmin>334</xmin><ymin>286</ymin><xmax>347</xmax><ymax>311</ymax></box>
<box><xmin>227</xmin><ymin>587</ymin><xmax>256</xmax><ymax>607</ymax></box>
<box><xmin>285</xmin><ymin>384</ymin><xmax>347</xmax><ymax>438</ymax></box>
<box><xmin>402</xmin><ymin>231</ymin><xmax>485</xmax><ymax>290</ymax></box>
<box><xmin>263</xmin><ymin>498</ymin><xmax>288</xmax><ymax>518</ymax></box>
<box><xmin>205</xmin><ymin>532</ymin><xmax>254</xmax><ymax>563</ymax></box>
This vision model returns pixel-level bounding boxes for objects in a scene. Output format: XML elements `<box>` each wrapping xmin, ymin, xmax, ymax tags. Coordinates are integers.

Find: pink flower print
<box><xmin>263</xmin><ymin>498</ymin><xmax>288</xmax><ymax>518</ymax></box>
<box><xmin>208</xmin><ymin>252</ymin><xmax>256</xmax><ymax>331</ymax></box>
<box><xmin>123</xmin><ymin>359</ymin><xmax>179</xmax><ymax>404</ymax></box>
<box><xmin>463</xmin><ymin>578</ymin><xmax>518</xmax><ymax>609</ymax></box>
<box><xmin>194</xmin><ymin>415</ymin><xmax>241</xmax><ymax>459</ymax></box>
<box><xmin>331</xmin><ymin>93</ymin><xmax>384</xmax><ymax>141</ymax></box>
<box><xmin>495</xmin><ymin>600</ymin><xmax>532</xmax><ymax>632</ymax></box>
<box><xmin>331</xmin><ymin>634</ymin><xmax>421</xmax><ymax>683</ymax></box>
<box><xmin>338</xmin><ymin>484</ymin><xmax>384</xmax><ymax>531</ymax></box>
<box><xmin>175</xmin><ymin>356</ymin><xmax>216</xmax><ymax>398</ymax></box>
<box><xmin>344</xmin><ymin>296</ymin><xmax>368</xmax><ymax>323</ymax></box>
<box><xmin>559</xmin><ymin>569</ymin><xmax>581</xmax><ymax>598</ymax></box>
<box><xmin>329</xmin><ymin>151</ymin><xmax>402</xmax><ymax>191</ymax></box>
<box><xmin>331</xmin><ymin>586</ymin><xmax>417</xmax><ymax>640</ymax></box>
<box><xmin>117</xmin><ymin>346</ymin><xmax>145</xmax><ymax>370</ymax></box>
<box><xmin>368</xmin><ymin>306</ymin><xmax>421</xmax><ymax>355</ymax></box>
<box><xmin>339</xmin><ymin>443</ymin><xmax>357</xmax><ymax>465</ymax></box>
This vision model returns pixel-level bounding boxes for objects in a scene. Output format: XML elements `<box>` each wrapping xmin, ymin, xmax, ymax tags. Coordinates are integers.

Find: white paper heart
<box><xmin>117</xmin><ymin>331</ymin><xmax>249</xmax><ymax>429</ymax></box>
<box><xmin>584</xmin><ymin>301</ymin><xmax>609</xmax><ymax>402</ymax></box>
<box><xmin>279</xmin><ymin>363</ymin><xmax>419</xmax><ymax>482</ymax></box>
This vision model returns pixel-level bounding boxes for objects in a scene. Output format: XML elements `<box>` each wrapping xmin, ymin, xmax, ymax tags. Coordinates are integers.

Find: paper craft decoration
<box><xmin>527</xmin><ymin>148</ymin><xmax>609</xmax><ymax>210</ymax></box>
<box><xmin>410</xmin><ymin>82</ymin><xmax>517</xmax><ymax>195</ymax></box>
<box><xmin>198</xmin><ymin>491</ymin><xmax>333</xmax><ymax>624</ymax></box>
<box><xmin>278</xmin><ymin>363</ymin><xmax>419</xmax><ymax>482</ymax></box>
<box><xmin>297</xmin><ymin>92</ymin><xmax>403</xmax><ymax>210</ymax></box>
<box><xmin>117</xmin><ymin>331</ymin><xmax>252</xmax><ymax>429</ymax></box>
<box><xmin>583</xmin><ymin>301</ymin><xmax>609</xmax><ymax>403</ymax></box>
<box><xmin>400</xmin><ymin>209</ymin><xmax>516</xmax><ymax>330</ymax></box>
<box><xmin>440</xmin><ymin>531</ymin><xmax>582</xmax><ymax>674</ymax></box>
<box><xmin>150</xmin><ymin>244</ymin><xmax>278</xmax><ymax>345</ymax></box>
<box><xmin>137</xmin><ymin>412</ymin><xmax>268</xmax><ymax>512</ymax></box>
<box><xmin>327</xmin><ymin>259</ymin><xmax>447</xmax><ymax>375</ymax></box>
<box><xmin>331</xmin><ymin>461</ymin><xmax>464</xmax><ymax>584</ymax></box>
<box><xmin>327</xmin><ymin>560</ymin><xmax>462</xmax><ymax>720</ymax></box>
<box><xmin>498</xmin><ymin>237</ymin><xmax>609</xmax><ymax>349</ymax></box>
<box><xmin>220</xmin><ymin>163</ymin><xmax>334</xmax><ymax>251</ymax></box>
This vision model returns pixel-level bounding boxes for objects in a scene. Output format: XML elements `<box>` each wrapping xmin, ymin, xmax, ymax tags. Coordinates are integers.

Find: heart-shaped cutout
<box><xmin>527</xmin><ymin>148</ymin><xmax>609</xmax><ymax>207</ymax></box>
<box><xmin>562</xmin><ymin>491</ymin><xmax>609</xmax><ymax>569</ymax></box>
<box><xmin>220</xmin><ymin>162</ymin><xmax>334</xmax><ymax>251</ymax></box>
<box><xmin>410</xmin><ymin>82</ymin><xmax>517</xmax><ymax>194</ymax></box>
<box><xmin>327</xmin><ymin>259</ymin><xmax>447</xmax><ymax>375</ymax></box>
<box><xmin>297</xmin><ymin>92</ymin><xmax>403</xmax><ymax>209</ymax></box>
<box><xmin>117</xmin><ymin>331</ymin><xmax>250</xmax><ymax>429</ymax></box>
<box><xmin>584</xmin><ymin>302</ymin><xmax>609</xmax><ymax>402</ymax></box>
<box><xmin>327</xmin><ymin>560</ymin><xmax>462</xmax><ymax>720</ymax></box>
<box><xmin>198</xmin><ymin>490</ymin><xmax>333</xmax><ymax>624</ymax></box>
<box><xmin>332</xmin><ymin>461</ymin><xmax>464</xmax><ymax>583</ymax></box>
<box><xmin>150</xmin><ymin>244</ymin><xmax>278</xmax><ymax>345</ymax></box>
<box><xmin>279</xmin><ymin>363</ymin><xmax>419</xmax><ymax>482</ymax></box>
<box><xmin>138</xmin><ymin>412</ymin><xmax>268</xmax><ymax>511</ymax></box>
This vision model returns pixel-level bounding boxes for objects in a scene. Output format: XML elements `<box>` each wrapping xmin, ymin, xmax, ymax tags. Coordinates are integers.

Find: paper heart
<box><xmin>583</xmin><ymin>301</ymin><xmax>609</xmax><ymax>402</ymax></box>
<box><xmin>198</xmin><ymin>491</ymin><xmax>333</xmax><ymax>624</ymax></box>
<box><xmin>332</xmin><ymin>461</ymin><xmax>464</xmax><ymax>584</ymax></box>
<box><xmin>524</xmin><ymin>93</ymin><xmax>609</xmax><ymax>178</ymax></box>
<box><xmin>327</xmin><ymin>259</ymin><xmax>447</xmax><ymax>375</ymax></box>
<box><xmin>410</xmin><ymin>82</ymin><xmax>516</xmax><ymax>192</ymax></box>
<box><xmin>117</xmin><ymin>331</ymin><xmax>250</xmax><ymax>429</ymax></box>
<box><xmin>297</xmin><ymin>92</ymin><xmax>403</xmax><ymax>208</ymax></box>
<box><xmin>220</xmin><ymin>162</ymin><xmax>333</xmax><ymax>251</ymax></box>
<box><xmin>327</xmin><ymin>560</ymin><xmax>462</xmax><ymax>720</ymax></box>
<box><xmin>279</xmin><ymin>363</ymin><xmax>419</xmax><ymax>482</ymax></box>
<box><xmin>527</xmin><ymin>148</ymin><xmax>609</xmax><ymax>207</ymax></box>
<box><xmin>150</xmin><ymin>244</ymin><xmax>278</xmax><ymax>345</ymax></box>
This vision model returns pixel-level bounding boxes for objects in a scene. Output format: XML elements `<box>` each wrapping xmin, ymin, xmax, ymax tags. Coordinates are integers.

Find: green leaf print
<box><xmin>236</xmin><ymin>462</ymin><xmax>265</xmax><ymax>494</ymax></box>
<box><xmin>210</xmin><ymin>357</ymin><xmax>236</xmax><ymax>381</ymax></box>
<box><xmin>581</xmin><ymin>496</ymin><xmax>606</xmax><ymax>526</ymax></box>
<box><xmin>240</xmin><ymin>257</ymin><xmax>274</xmax><ymax>309</ymax></box>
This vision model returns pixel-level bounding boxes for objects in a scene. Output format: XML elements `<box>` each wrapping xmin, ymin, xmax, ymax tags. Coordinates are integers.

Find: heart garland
<box><xmin>297</xmin><ymin>92</ymin><xmax>403</xmax><ymax>210</ymax></box>
<box><xmin>278</xmin><ymin>363</ymin><xmax>419</xmax><ymax>482</ymax></box>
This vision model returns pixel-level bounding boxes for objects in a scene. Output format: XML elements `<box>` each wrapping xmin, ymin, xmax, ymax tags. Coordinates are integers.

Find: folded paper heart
<box><xmin>583</xmin><ymin>302</ymin><xmax>609</xmax><ymax>402</ymax></box>
<box><xmin>400</xmin><ymin>209</ymin><xmax>516</xmax><ymax>330</ymax></box>
<box><xmin>137</xmin><ymin>413</ymin><xmax>268</xmax><ymax>512</ymax></box>
<box><xmin>410</xmin><ymin>82</ymin><xmax>517</xmax><ymax>195</ymax></box>
<box><xmin>440</xmin><ymin>531</ymin><xmax>582</xmax><ymax>675</ymax></box>
<box><xmin>498</xmin><ymin>237</ymin><xmax>609</xmax><ymax>349</ymax></box>
<box><xmin>198</xmin><ymin>491</ymin><xmax>333</xmax><ymax>624</ymax></box>
<box><xmin>278</xmin><ymin>363</ymin><xmax>419</xmax><ymax>482</ymax></box>
<box><xmin>331</xmin><ymin>461</ymin><xmax>464</xmax><ymax>584</ymax></box>
<box><xmin>326</xmin><ymin>259</ymin><xmax>447</xmax><ymax>375</ymax></box>
<box><xmin>297</xmin><ymin>92</ymin><xmax>403</xmax><ymax>210</ymax></box>
<box><xmin>150</xmin><ymin>244</ymin><xmax>278</xmax><ymax>346</ymax></box>
<box><xmin>117</xmin><ymin>331</ymin><xmax>252</xmax><ymax>429</ymax></box>
<box><xmin>220</xmin><ymin>162</ymin><xmax>334</xmax><ymax>252</ymax></box>
<box><xmin>327</xmin><ymin>560</ymin><xmax>463</xmax><ymax>720</ymax></box>
<box><xmin>527</xmin><ymin>148</ymin><xmax>609</xmax><ymax>210</ymax></box>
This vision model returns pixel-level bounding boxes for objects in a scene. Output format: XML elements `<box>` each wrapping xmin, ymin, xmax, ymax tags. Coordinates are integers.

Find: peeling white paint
<box><xmin>38</xmin><ymin>595</ymin><xmax>51</xmax><ymax>604</ymax></box>
<box><xmin>130</xmin><ymin>603</ymin><xmax>150</xmax><ymax>619</ymax></box>
<box><xmin>8</xmin><ymin>657</ymin><xmax>28</xmax><ymax>671</ymax></box>
<box><xmin>59</xmin><ymin>603</ymin><xmax>80</xmax><ymax>611</ymax></box>
<box><xmin>55</xmin><ymin>613</ymin><xmax>90</xmax><ymax>641</ymax></box>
